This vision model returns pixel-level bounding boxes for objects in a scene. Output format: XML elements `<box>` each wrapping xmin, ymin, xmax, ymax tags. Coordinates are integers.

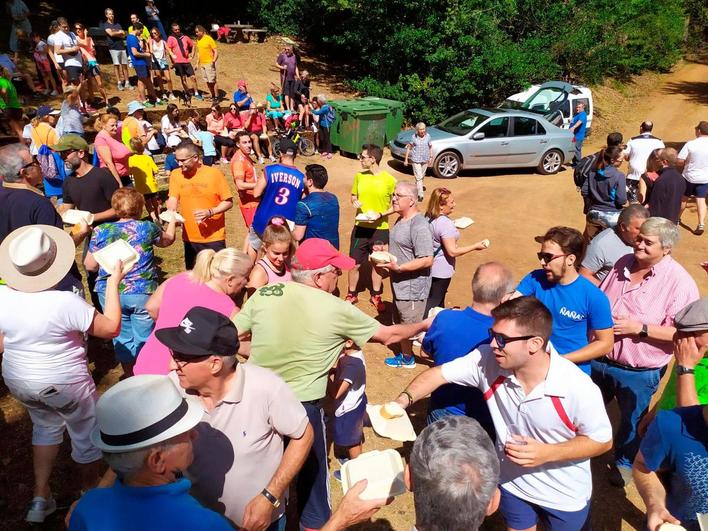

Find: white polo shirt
<box><xmin>678</xmin><ymin>135</ymin><xmax>708</xmax><ymax>184</ymax></box>
<box><xmin>622</xmin><ymin>133</ymin><xmax>664</xmax><ymax>181</ymax></box>
<box><xmin>441</xmin><ymin>344</ymin><xmax>611</xmax><ymax>512</ymax></box>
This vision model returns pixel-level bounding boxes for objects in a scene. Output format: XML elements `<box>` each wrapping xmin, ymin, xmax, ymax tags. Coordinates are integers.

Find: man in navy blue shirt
<box><xmin>514</xmin><ymin>226</ymin><xmax>614</xmax><ymax>375</ymax></box>
<box><xmin>569</xmin><ymin>102</ymin><xmax>588</xmax><ymax>165</ymax></box>
<box><xmin>293</xmin><ymin>164</ymin><xmax>340</xmax><ymax>249</ymax></box>
<box><xmin>422</xmin><ymin>262</ymin><xmax>514</xmax><ymax>439</ymax></box>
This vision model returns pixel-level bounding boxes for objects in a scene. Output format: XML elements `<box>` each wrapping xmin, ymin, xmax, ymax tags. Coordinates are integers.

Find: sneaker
<box><xmin>154</xmin><ymin>98</ymin><xmax>163</xmax><ymax>105</ymax></box>
<box><xmin>117</xmin><ymin>81</ymin><xmax>125</xmax><ymax>91</ymax></box>
<box><xmin>194</xmin><ymin>93</ymin><xmax>204</xmax><ymax>101</ymax></box>
<box><xmin>370</xmin><ymin>294</ymin><xmax>385</xmax><ymax>313</ymax></box>
<box><xmin>168</xmin><ymin>93</ymin><xmax>177</xmax><ymax>100</ymax></box>
<box><xmin>26</xmin><ymin>496</ymin><xmax>57</xmax><ymax>523</ymax></box>
<box><xmin>220</xmin><ymin>157</ymin><xmax>229</xmax><ymax>164</ymax></box>
<box><xmin>696</xmin><ymin>224</ymin><xmax>705</xmax><ymax>236</ymax></box>
<box><xmin>333</xmin><ymin>469</ymin><xmax>342</xmax><ymax>482</ymax></box>
<box><xmin>344</xmin><ymin>292</ymin><xmax>358</xmax><ymax>304</ymax></box>
<box><xmin>258</xmin><ymin>156</ymin><xmax>265</xmax><ymax>165</ymax></box>
<box><xmin>269</xmin><ymin>155</ymin><xmax>277</xmax><ymax>162</ymax></box>
<box><xmin>608</xmin><ymin>464</ymin><xmax>633</xmax><ymax>488</ymax></box>
<box><xmin>142</xmin><ymin>101</ymin><xmax>155</xmax><ymax>108</ymax></box>
<box><xmin>50</xmin><ymin>90</ymin><xmax>58</xmax><ymax>96</ymax></box>
<box><xmin>384</xmin><ymin>353</ymin><xmax>416</xmax><ymax>369</ymax></box>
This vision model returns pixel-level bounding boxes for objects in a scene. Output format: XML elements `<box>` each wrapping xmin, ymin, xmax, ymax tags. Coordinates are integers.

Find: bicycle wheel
<box><xmin>299</xmin><ymin>137</ymin><xmax>316</xmax><ymax>157</ymax></box>
<box><xmin>272</xmin><ymin>138</ymin><xmax>282</xmax><ymax>158</ymax></box>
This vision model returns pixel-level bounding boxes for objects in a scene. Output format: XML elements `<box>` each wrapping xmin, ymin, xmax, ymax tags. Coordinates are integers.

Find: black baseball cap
<box><xmin>155</xmin><ymin>307</ymin><xmax>239</xmax><ymax>357</ymax></box>
<box><xmin>279</xmin><ymin>138</ymin><xmax>298</xmax><ymax>157</ymax></box>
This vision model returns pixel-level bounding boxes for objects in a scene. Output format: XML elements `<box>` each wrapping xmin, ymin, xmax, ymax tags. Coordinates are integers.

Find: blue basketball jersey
<box><xmin>252</xmin><ymin>164</ymin><xmax>305</xmax><ymax>235</ymax></box>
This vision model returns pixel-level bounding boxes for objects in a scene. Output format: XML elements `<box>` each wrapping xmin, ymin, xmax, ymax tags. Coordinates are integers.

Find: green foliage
<box><xmin>244</xmin><ymin>0</ymin><xmax>694</xmax><ymax>123</ymax></box>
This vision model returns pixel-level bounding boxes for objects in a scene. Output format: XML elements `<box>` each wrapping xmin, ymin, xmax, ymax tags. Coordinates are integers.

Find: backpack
<box><xmin>324</xmin><ymin>105</ymin><xmax>336</xmax><ymax>124</ymax></box>
<box><xmin>573</xmin><ymin>151</ymin><xmax>599</xmax><ymax>188</ymax></box>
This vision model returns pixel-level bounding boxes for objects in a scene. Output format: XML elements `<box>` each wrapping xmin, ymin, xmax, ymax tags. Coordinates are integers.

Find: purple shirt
<box><xmin>430</xmin><ymin>215</ymin><xmax>459</xmax><ymax>278</ymax></box>
<box><xmin>277</xmin><ymin>52</ymin><xmax>297</xmax><ymax>80</ymax></box>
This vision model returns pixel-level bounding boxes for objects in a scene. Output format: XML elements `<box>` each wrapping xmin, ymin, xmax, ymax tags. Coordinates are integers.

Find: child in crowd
<box><xmin>164</xmin><ymin>146</ymin><xmax>179</xmax><ymax>172</ymax></box>
<box><xmin>31</xmin><ymin>32</ymin><xmax>58</xmax><ymax>96</ymax></box>
<box><xmin>247</xmin><ymin>217</ymin><xmax>293</xmax><ymax>292</ymax></box>
<box><xmin>128</xmin><ymin>137</ymin><xmax>161</xmax><ymax>222</ymax></box>
<box><xmin>328</xmin><ymin>338</ymin><xmax>367</xmax><ymax>481</ymax></box>
<box><xmin>192</xmin><ymin>120</ymin><xmax>217</xmax><ymax>166</ymax></box>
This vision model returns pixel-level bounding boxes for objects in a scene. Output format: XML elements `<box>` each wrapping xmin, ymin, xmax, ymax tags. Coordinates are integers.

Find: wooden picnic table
<box><xmin>223</xmin><ymin>23</ymin><xmax>254</xmax><ymax>43</ymax></box>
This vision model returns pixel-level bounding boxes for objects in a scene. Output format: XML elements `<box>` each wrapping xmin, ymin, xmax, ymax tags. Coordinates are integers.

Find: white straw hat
<box><xmin>0</xmin><ymin>225</ymin><xmax>75</xmax><ymax>292</ymax></box>
<box><xmin>91</xmin><ymin>375</ymin><xmax>203</xmax><ymax>452</ymax></box>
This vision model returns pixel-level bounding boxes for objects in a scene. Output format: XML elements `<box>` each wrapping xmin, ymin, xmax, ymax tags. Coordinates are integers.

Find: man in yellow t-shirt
<box><xmin>166</xmin><ymin>142</ymin><xmax>233</xmax><ymax>268</ymax></box>
<box><xmin>194</xmin><ymin>25</ymin><xmax>218</xmax><ymax>102</ymax></box>
<box><xmin>346</xmin><ymin>143</ymin><xmax>396</xmax><ymax>312</ymax></box>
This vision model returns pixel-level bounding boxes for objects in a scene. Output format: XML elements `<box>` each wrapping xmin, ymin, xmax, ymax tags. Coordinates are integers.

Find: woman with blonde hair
<box><xmin>94</xmin><ymin>112</ymin><xmax>133</xmax><ymax>187</ymax></box>
<box><xmin>247</xmin><ymin>216</ymin><xmax>294</xmax><ymax>292</ymax></box>
<box><xmin>74</xmin><ymin>22</ymin><xmax>108</xmax><ymax>108</ymax></box>
<box><xmin>424</xmin><ymin>187</ymin><xmax>489</xmax><ymax>315</ymax></box>
<box><xmin>84</xmin><ymin>187</ymin><xmax>176</xmax><ymax>376</ymax></box>
<box><xmin>134</xmin><ymin>247</ymin><xmax>253</xmax><ymax>375</ymax></box>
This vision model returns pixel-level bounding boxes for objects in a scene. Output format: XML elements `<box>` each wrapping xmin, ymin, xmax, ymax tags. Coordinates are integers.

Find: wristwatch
<box><xmin>261</xmin><ymin>488</ymin><xmax>281</xmax><ymax>508</ymax></box>
<box><xmin>638</xmin><ymin>324</ymin><xmax>648</xmax><ymax>338</ymax></box>
<box><xmin>676</xmin><ymin>365</ymin><xmax>695</xmax><ymax>376</ymax></box>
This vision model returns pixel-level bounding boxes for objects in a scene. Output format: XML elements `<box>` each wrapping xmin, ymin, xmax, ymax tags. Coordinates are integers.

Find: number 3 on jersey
<box><xmin>274</xmin><ymin>186</ymin><xmax>290</xmax><ymax>205</ymax></box>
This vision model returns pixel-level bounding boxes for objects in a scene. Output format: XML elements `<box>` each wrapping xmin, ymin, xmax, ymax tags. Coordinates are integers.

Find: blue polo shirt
<box><xmin>422</xmin><ymin>307</ymin><xmax>495</xmax><ymax>437</ymax></box>
<box><xmin>69</xmin><ymin>478</ymin><xmax>232</xmax><ymax>531</ymax></box>
<box><xmin>517</xmin><ymin>270</ymin><xmax>612</xmax><ymax>374</ymax></box>
<box><xmin>570</xmin><ymin>111</ymin><xmax>588</xmax><ymax>142</ymax></box>
<box><xmin>233</xmin><ymin>88</ymin><xmax>253</xmax><ymax>109</ymax></box>
<box><xmin>294</xmin><ymin>191</ymin><xmax>340</xmax><ymax>249</ymax></box>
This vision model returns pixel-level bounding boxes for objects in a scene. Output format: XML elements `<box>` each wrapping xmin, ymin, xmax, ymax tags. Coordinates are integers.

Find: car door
<box><xmin>464</xmin><ymin>116</ymin><xmax>510</xmax><ymax>167</ymax></box>
<box><xmin>507</xmin><ymin>116</ymin><xmax>549</xmax><ymax>165</ymax></box>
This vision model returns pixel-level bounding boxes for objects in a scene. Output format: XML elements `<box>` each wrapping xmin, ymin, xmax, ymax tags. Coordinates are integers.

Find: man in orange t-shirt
<box><xmin>166</xmin><ymin>142</ymin><xmax>233</xmax><ymax>268</ymax></box>
<box><xmin>230</xmin><ymin>131</ymin><xmax>259</xmax><ymax>229</ymax></box>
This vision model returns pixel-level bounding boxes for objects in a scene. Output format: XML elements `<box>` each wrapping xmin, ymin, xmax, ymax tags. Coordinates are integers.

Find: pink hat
<box><xmin>237</xmin><ymin>80</ymin><xmax>247</xmax><ymax>88</ymax></box>
<box><xmin>292</xmin><ymin>239</ymin><xmax>355</xmax><ymax>271</ymax></box>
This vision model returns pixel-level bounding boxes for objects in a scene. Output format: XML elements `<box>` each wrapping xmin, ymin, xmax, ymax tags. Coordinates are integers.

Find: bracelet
<box><xmin>207</xmin><ymin>209</ymin><xmax>213</xmax><ymax>217</ymax></box>
<box><xmin>400</xmin><ymin>390</ymin><xmax>413</xmax><ymax>406</ymax></box>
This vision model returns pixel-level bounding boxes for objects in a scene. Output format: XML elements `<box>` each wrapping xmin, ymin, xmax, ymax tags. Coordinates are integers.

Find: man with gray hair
<box><xmin>594</xmin><ymin>217</ymin><xmax>699</xmax><ymax>487</ymax></box>
<box><xmin>378</xmin><ymin>181</ymin><xmax>434</xmax><ymax>369</ymax></box>
<box><xmin>312</xmin><ymin>94</ymin><xmax>334</xmax><ymax>158</ymax></box>
<box><xmin>422</xmin><ymin>262</ymin><xmax>514</xmax><ymax>436</ymax></box>
<box><xmin>68</xmin><ymin>374</ymin><xmax>232</xmax><ymax>529</ymax></box>
<box><xmin>233</xmin><ymin>238</ymin><xmax>430</xmax><ymax>529</ymax></box>
<box><xmin>404</xmin><ymin>122</ymin><xmax>433</xmax><ymax>202</ymax></box>
<box><xmin>579</xmin><ymin>203</ymin><xmax>649</xmax><ymax>285</ymax></box>
<box><xmin>0</xmin><ymin>143</ymin><xmax>86</xmax><ymax>294</ymax></box>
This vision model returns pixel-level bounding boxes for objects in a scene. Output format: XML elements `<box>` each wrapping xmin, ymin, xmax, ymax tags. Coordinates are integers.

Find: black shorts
<box><xmin>143</xmin><ymin>192</ymin><xmax>159</xmax><ymax>200</ymax></box>
<box><xmin>174</xmin><ymin>63</ymin><xmax>194</xmax><ymax>77</ymax></box>
<box><xmin>282</xmin><ymin>78</ymin><xmax>296</xmax><ymax>99</ymax></box>
<box><xmin>63</xmin><ymin>65</ymin><xmax>83</xmax><ymax>83</ymax></box>
<box><xmin>349</xmin><ymin>225</ymin><xmax>389</xmax><ymax>265</ymax></box>
<box><xmin>134</xmin><ymin>64</ymin><xmax>150</xmax><ymax>79</ymax></box>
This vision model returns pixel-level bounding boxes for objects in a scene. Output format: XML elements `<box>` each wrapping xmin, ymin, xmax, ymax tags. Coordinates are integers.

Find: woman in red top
<box><xmin>243</xmin><ymin>103</ymin><xmax>274</xmax><ymax>164</ymax></box>
<box><xmin>205</xmin><ymin>104</ymin><xmax>235</xmax><ymax>163</ymax></box>
<box><xmin>94</xmin><ymin>113</ymin><xmax>133</xmax><ymax>187</ymax></box>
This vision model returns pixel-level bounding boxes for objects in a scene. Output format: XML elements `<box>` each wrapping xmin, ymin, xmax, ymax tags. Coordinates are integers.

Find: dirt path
<box><xmin>0</xmin><ymin>43</ymin><xmax>706</xmax><ymax>530</ymax></box>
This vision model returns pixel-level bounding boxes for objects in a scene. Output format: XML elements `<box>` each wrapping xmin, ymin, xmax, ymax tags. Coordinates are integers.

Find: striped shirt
<box><xmin>600</xmin><ymin>254</ymin><xmax>699</xmax><ymax>368</ymax></box>
<box><xmin>407</xmin><ymin>133</ymin><xmax>432</xmax><ymax>163</ymax></box>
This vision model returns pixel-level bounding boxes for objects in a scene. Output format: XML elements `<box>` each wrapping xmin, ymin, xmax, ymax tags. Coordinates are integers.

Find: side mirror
<box><xmin>472</xmin><ymin>132</ymin><xmax>485</xmax><ymax>141</ymax></box>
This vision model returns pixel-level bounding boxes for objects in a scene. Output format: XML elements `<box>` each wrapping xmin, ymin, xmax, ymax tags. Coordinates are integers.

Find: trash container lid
<box><xmin>331</xmin><ymin>99</ymin><xmax>389</xmax><ymax>117</ymax></box>
<box><xmin>359</xmin><ymin>96</ymin><xmax>405</xmax><ymax>110</ymax></box>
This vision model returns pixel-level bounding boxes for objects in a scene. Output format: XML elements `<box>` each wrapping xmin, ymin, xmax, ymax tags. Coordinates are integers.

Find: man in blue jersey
<box><xmin>247</xmin><ymin>138</ymin><xmax>305</xmax><ymax>258</ymax></box>
<box><xmin>293</xmin><ymin>164</ymin><xmax>340</xmax><ymax>249</ymax></box>
<box><xmin>513</xmin><ymin>226</ymin><xmax>614</xmax><ymax>375</ymax></box>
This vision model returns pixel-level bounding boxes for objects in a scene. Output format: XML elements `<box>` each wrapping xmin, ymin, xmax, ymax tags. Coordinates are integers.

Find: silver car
<box><xmin>389</xmin><ymin>108</ymin><xmax>575</xmax><ymax>179</ymax></box>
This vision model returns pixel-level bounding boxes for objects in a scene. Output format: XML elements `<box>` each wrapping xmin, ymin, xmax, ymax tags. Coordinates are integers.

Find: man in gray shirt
<box><xmin>579</xmin><ymin>204</ymin><xmax>649</xmax><ymax>285</ymax></box>
<box><xmin>377</xmin><ymin>181</ymin><xmax>433</xmax><ymax>368</ymax></box>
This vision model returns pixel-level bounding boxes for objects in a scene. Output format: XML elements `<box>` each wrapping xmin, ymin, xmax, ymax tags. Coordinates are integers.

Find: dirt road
<box><xmin>0</xmin><ymin>41</ymin><xmax>705</xmax><ymax>530</ymax></box>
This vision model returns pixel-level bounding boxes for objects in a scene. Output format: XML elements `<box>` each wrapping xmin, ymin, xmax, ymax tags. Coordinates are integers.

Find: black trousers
<box><xmin>424</xmin><ymin>277</ymin><xmax>452</xmax><ymax>317</ymax></box>
<box><xmin>318</xmin><ymin>126</ymin><xmax>332</xmax><ymax>153</ymax></box>
<box><xmin>183</xmin><ymin>240</ymin><xmax>226</xmax><ymax>270</ymax></box>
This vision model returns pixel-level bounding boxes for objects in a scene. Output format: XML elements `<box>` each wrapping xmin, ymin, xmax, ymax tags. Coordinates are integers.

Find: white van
<box><xmin>500</xmin><ymin>81</ymin><xmax>593</xmax><ymax>136</ymax></box>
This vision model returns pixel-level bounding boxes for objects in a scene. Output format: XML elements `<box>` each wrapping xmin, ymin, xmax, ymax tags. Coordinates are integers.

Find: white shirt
<box><xmin>678</xmin><ymin>135</ymin><xmax>708</xmax><ymax>184</ymax></box>
<box><xmin>22</xmin><ymin>123</ymin><xmax>36</xmax><ymax>154</ymax></box>
<box><xmin>53</xmin><ymin>30</ymin><xmax>83</xmax><ymax>68</ymax></box>
<box><xmin>622</xmin><ymin>133</ymin><xmax>664</xmax><ymax>181</ymax></box>
<box><xmin>441</xmin><ymin>344</ymin><xmax>612</xmax><ymax>511</ymax></box>
<box><xmin>334</xmin><ymin>350</ymin><xmax>366</xmax><ymax>416</ymax></box>
<box><xmin>0</xmin><ymin>286</ymin><xmax>95</xmax><ymax>384</ymax></box>
<box><xmin>46</xmin><ymin>34</ymin><xmax>62</xmax><ymax>63</ymax></box>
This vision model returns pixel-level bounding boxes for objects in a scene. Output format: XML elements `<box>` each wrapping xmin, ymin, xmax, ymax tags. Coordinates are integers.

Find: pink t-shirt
<box><xmin>134</xmin><ymin>272</ymin><xmax>237</xmax><ymax>375</ymax></box>
<box><xmin>94</xmin><ymin>130</ymin><xmax>132</xmax><ymax>177</ymax></box>
<box><xmin>166</xmin><ymin>34</ymin><xmax>194</xmax><ymax>64</ymax></box>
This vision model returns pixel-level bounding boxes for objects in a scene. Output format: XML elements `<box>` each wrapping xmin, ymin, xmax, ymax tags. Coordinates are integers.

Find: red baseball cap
<box><xmin>292</xmin><ymin>239</ymin><xmax>355</xmax><ymax>271</ymax></box>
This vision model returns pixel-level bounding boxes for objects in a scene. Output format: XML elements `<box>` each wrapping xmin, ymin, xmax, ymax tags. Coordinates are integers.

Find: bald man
<box><xmin>623</xmin><ymin>121</ymin><xmax>665</xmax><ymax>202</ymax></box>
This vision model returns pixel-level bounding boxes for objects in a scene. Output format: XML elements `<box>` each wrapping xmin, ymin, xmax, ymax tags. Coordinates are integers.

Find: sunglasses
<box><xmin>58</xmin><ymin>149</ymin><xmax>78</xmax><ymax>160</ymax></box>
<box><xmin>19</xmin><ymin>160</ymin><xmax>39</xmax><ymax>172</ymax></box>
<box><xmin>170</xmin><ymin>351</ymin><xmax>210</xmax><ymax>368</ymax></box>
<box><xmin>536</xmin><ymin>252</ymin><xmax>568</xmax><ymax>264</ymax></box>
<box><xmin>489</xmin><ymin>329</ymin><xmax>536</xmax><ymax>349</ymax></box>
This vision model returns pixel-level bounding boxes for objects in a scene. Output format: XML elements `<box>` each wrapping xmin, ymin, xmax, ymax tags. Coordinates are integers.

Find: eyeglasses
<box><xmin>58</xmin><ymin>149</ymin><xmax>78</xmax><ymax>160</ymax></box>
<box><xmin>393</xmin><ymin>193</ymin><xmax>414</xmax><ymax>200</ymax></box>
<box><xmin>536</xmin><ymin>252</ymin><xmax>569</xmax><ymax>264</ymax></box>
<box><xmin>329</xmin><ymin>267</ymin><xmax>342</xmax><ymax>276</ymax></box>
<box><xmin>357</xmin><ymin>154</ymin><xmax>373</xmax><ymax>160</ymax></box>
<box><xmin>175</xmin><ymin>154</ymin><xmax>197</xmax><ymax>163</ymax></box>
<box><xmin>489</xmin><ymin>329</ymin><xmax>536</xmax><ymax>349</ymax></box>
<box><xmin>19</xmin><ymin>160</ymin><xmax>39</xmax><ymax>172</ymax></box>
<box><xmin>170</xmin><ymin>351</ymin><xmax>210</xmax><ymax>369</ymax></box>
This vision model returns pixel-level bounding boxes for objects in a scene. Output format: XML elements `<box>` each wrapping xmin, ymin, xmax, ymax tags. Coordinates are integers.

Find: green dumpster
<box><xmin>329</xmin><ymin>99</ymin><xmax>388</xmax><ymax>156</ymax></box>
<box><xmin>360</xmin><ymin>97</ymin><xmax>405</xmax><ymax>143</ymax></box>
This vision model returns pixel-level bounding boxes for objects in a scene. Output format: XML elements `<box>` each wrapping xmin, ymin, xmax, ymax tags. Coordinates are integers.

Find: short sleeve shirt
<box><xmin>196</xmin><ymin>35</ymin><xmax>217</xmax><ymax>65</ymax></box>
<box><xmin>429</xmin><ymin>215</ymin><xmax>458</xmax><ymax>278</ymax></box>
<box><xmin>580</xmin><ymin>227</ymin><xmax>633</xmax><ymax>282</ymax></box>
<box><xmin>351</xmin><ymin>171</ymin><xmax>396</xmax><ymax>230</ymax></box>
<box><xmin>95</xmin><ymin>130</ymin><xmax>132</xmax><ymax>177</ymax></box>
<box><xmin>294</xmin><ymin>191</ymin><xmax>340</xmax><ymax>249</ymax></box>
<box><xmin>231</xmin><ymin>150</ymin><xmax>257</xmax><ymax>209</ymax></box>
<box><xmin>100</xmin><ymin>21</ymin><xmax>125</xmax><ymax>51</ymax></box>
<box><xmin>570</xmin><ymin>111</ymin><xmax>587</xmax><ymax>142</ymax></box>
<box><xmin>678</xmin><ymin>136</ymin><xmax>708</xmax><ymax>184</ymax></box>
<box><xmin>88</xmin><ymin>219</ymin><xmax>162</xmax><ymax>295</ymax></box>
<box><xmin>168</xmin><ymin>165</ymin><xmax>232</xmax><ymax>243</ymax></box>
<box><xmin>389</xmin><ymin>213</ymin><xmax>434</xmax><ymax>300</ymax></box>
<box><xmin>234</xmin><ymin>282</ymin><xmax>380</xmax><ymax>401</ymax></box>
<box><xmin>517</xmin><ymin>271</ymin><xmax>613</xmax><ymax>372</ymax></box>
<box><xmin>62</xmin><ymin>166</ymin><xmax>119</xmax><ymax>217</ymax></box>
<box><xmin>407</xmin><ymin>133</ymin><xmax>432</xmax><ymax>163</ymax></box>
<box><xmin>334</xmin><ymin>351</ymin><xmax>366</xmax><ymax>416</ymax></box>
<box><xmin>0</xmin><ymin>77</ymin><xmax>21</xmax><ymax>109</ymax></box>
<box><xmin>129</xmin><ymin>153</ymin><xmax>159</xmax><ymax>194</ymax></box>
<box><xmin>166</xmin><ymin>35</ymin><xmax>194</xmax><ymax>64</ymax></box>
<box><xmin>53</xmin><ymin>31</ymin><xmax>83</xmax><ymax>68</ymax></box>
<box><xmin>276</xmin><ymin>52</ymin><xmax>297</xmax><ymax>80</ymax></box>
<box><xmin>126</xmin><ymin>34</ymin><xmax>147</xmax><ymax>67</ymax></box>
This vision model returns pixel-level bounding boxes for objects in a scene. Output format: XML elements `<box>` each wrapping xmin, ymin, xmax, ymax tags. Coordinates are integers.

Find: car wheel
<box><xmin>538</xmin><ymin>149</ymin><xmax>563</xmax><ymax>175</ymax></box>
<box><xmin>433</xmin><ymin>151</ymin><xmax>461</xmax><ymax>179</ymax></box>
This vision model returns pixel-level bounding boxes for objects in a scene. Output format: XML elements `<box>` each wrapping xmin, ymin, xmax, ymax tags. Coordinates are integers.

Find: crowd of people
<box><xmin>0</xmin><ymin>4</ymin><xmax>707</xmax><ymax>531</ymax></box>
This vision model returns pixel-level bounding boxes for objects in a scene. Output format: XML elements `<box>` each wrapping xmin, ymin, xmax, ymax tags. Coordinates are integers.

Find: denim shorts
<box><xmin>499</xmin><ymin>487</ymin><xmax>590</xmax><ymax>531</ymax></box>
<box><xmin>684</xmin><ymin>181</ymin><xmax>708</xmax><ymax>198</ymax></box>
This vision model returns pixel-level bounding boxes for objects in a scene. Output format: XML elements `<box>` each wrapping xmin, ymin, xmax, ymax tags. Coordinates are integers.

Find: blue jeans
<box><xmin>295</xmin><ymin>401</ymin><xmax>331</xmax><ymax>529</ymax></box>
<box><xmin>98</xmin><ymin>292</ymin><xmax>155</xmax><ymax>364</ymax></box>
<box><xmin>590</xmin><ymin>359</ymin><xmax>663</xmax><ymax>469</ymax></box>
<box><xmin>574</xmin><ymin>137</ymin><xmax>585</xmax><ymax>164</ymax></box>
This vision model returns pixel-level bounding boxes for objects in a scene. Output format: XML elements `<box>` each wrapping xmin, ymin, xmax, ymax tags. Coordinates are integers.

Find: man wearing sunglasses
<box><xmin>513</xmin><ymin>226</ymin><xmax>614</xmax><ymax>376</ymax></box>
<box><xmin>393</xmin><ymin>296</ymin><xmax>612</xmax><ymax>531</ymax></box>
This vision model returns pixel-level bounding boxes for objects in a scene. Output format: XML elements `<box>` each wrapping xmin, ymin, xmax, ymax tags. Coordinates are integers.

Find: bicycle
<box><xmin>272</xmin><ymin>127</ymin><xmax>316</xmax><ymax>157</ymax></box>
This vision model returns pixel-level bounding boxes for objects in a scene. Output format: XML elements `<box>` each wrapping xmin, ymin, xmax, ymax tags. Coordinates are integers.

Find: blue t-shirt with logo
<box><xmin>252</xmin><ymin>163</ymin><xmax>304</xmax><ymax>236</ymax></box>
<box><xmin>640</xmin><ymin>406</ymin><xmax>708</xmax><ymax>530</ymax></box>
<box><xmin>570</xmin><ymin>110</ymin><xmax>588</xmax><ymax>142</ymax></box>
<box><xmin>422</xmin><ymin>307</ymin><xmax>495</xmax><ymax>437</ymax></box>
<box><xmin>517</xmin><ymin>270</ymin><xmax>612</xmax><ymax>374</ymax></box>
<box><xmin>294</xmin><ymin>191</ymin><xmax>340</xmax><ymax>249</ymax></box>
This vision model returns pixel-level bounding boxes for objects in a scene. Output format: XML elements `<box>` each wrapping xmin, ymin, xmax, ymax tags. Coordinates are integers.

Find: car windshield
<box><xmin>520</xmin><ymin>87</ymin><xmax>566</xmax><ymax>114</ymax></box>
<box><xmin>436</xmin><ymin>110</ymin><xmax>488</xmax><ymax>136</ymax></box>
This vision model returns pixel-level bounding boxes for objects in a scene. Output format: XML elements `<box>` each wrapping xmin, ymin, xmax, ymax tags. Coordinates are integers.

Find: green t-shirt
<box><xmin>658</xmin><ymin>358</ymin><xmax>708</xmax><ymax>410</ymax></box>
<box><xmin>351</xmin><ymin>170</ymin><xmax>396</xmax><ymax>230</ymax></box>
<box><xmin>234</xmin><ymin>282</ymin><xmax>380</xmax><ymax>401</ymax></box>
<box><xmin>0</xmin><ymin>77</ymin><xmax>21</xmax><ymax>109</ymax></box>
